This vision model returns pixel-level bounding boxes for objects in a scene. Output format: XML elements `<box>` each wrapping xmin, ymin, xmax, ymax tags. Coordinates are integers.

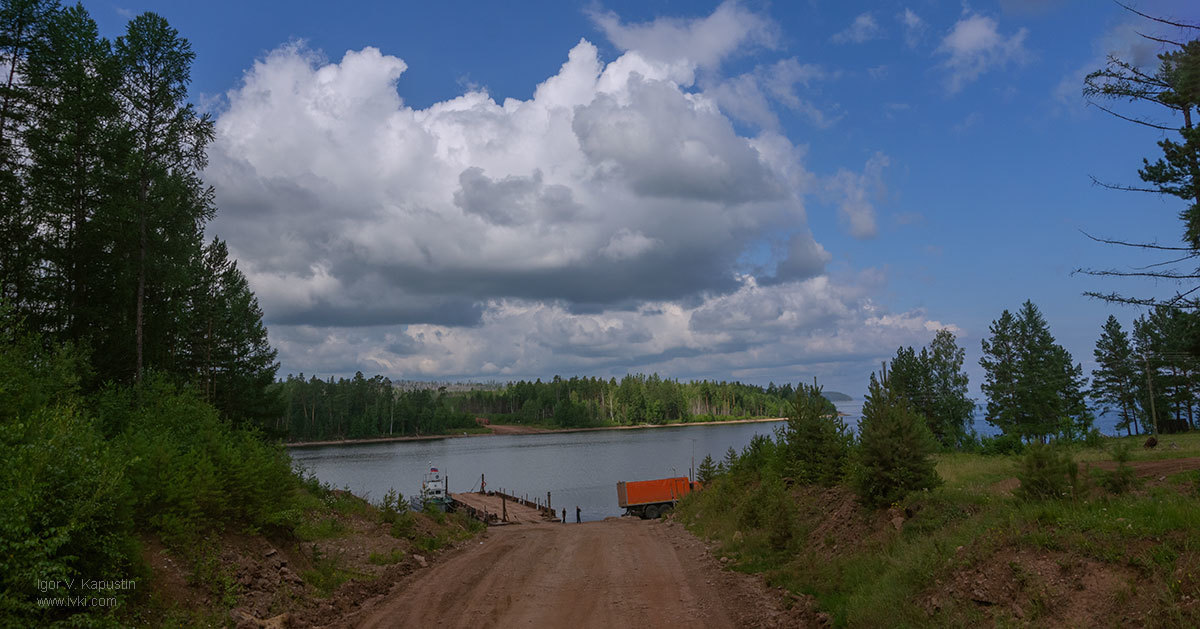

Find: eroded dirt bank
<box><xmin>340</xmin><ymin>518</ymin><xmax>809</xmax><ymax>628</ymax></box>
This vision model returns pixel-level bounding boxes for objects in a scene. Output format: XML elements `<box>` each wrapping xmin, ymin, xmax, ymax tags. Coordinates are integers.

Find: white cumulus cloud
<box><xmin>936</xmin><ymin>13</ymin><xmax>1029</xmax><ymax>94</ymax></box>
<box><xmin>205</xmin><ymin>4</ymin><xmax>953</xmax><ymax>386</ymax></box>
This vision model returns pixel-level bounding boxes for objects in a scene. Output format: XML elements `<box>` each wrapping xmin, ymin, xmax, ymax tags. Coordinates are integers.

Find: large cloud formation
<box><xmin>206</xmin><ymin>3</ymin><xmax>952</xmax><ymax>386</ymax></box>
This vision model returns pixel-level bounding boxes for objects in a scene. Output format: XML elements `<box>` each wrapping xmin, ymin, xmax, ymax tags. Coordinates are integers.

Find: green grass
<box><xmin>302</xmin><ymin>548</ymin><xmax>369</xmax><ymax>597</ymax></box>
<box><xmin>935</xmin><ymin>452</ymin><xmax>1019</xmax><ymax>489</ymax></box>
<box><xmin>296</xmin><ymin>516</ymin><xmax>347</xmax><ymax>541</ymax></box>
<box><xmin>367</xmin><ymin>549</ymin><xmax>406</xmax><ymax>565</ymax></box>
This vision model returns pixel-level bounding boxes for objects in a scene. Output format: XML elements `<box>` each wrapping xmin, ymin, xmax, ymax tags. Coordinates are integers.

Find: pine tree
<box><xmin>781</xmin><ymin>382</ymin><xmax>847</xmax><ymax>486</ymax></box>
<box><xmin>853</xmin><ymin>365</ymin><xmax>941</xmax><ymax>508</ymax></box>
<box><xmin>888</xmin><ymin>330</ymin><xmax>974</xmax><ymax>448</ymax></box>
<box><xmin>1079</xmin><ymin>17</ymin><xmax>1200</xmax><ymax>308</ymax></box>
<box><xmin>183</xmin><ymin>238</ymin><xmax>280</xmax><ymax>429</ymax></box>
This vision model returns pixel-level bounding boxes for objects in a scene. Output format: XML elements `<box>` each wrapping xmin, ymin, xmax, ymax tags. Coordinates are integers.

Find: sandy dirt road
<box><xmin>344</xmin><ymin>518</ymin><xmax>801</xmax><ymax>628</ymax></box>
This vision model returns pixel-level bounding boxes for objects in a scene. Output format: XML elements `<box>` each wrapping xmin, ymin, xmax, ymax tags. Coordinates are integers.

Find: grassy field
<box><xmin>676</xmin><ymin>432</ymin><xmax>1200</xmax><ymax>627</ymax></box>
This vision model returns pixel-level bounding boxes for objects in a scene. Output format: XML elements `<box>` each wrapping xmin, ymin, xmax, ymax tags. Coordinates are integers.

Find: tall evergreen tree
<box><xmin>1092</xmin><ymin>315</ymin><xmax>1141</xmax><ymax>435</ymax></box>
<box><xmin>113</xmin><ymin>12</ymin><xmax>213</xmax><ymax>382</ymax></box>
<box><xmin>888</xmin><ymin>330</ymin><xmax>974</xmax><ymax>448</ymax></box>
<box><xmin>21</xmin><ymin>4</ymin><xmax>124</xmax><ymax>341</ymax></box>
<box><xmin>0</xmin><ymin>0</ymin><xmax>59</xmax><ymax>312</ymax></box>
<box><xmin>926</xmin><ymin>329</ymin><xmax>975</xmax><ymax>447</ymax></box>
<box><xmin>184</xmin><ymin>238</ymin><xmax>280</xmax><ymax>429</ymax></box>
<box><xmin>1133</xmin><ymin>307</ymin><xmax>1199</xmax><ymax>433</ymax></box>
<box><xmin>981</xmin><ymin>301</ymin><xmax>1092</xmax><ymax>442</ymax></box>
<box><xmin>980</xmin><ymin>309</ymin><xmax>1020</xmax><ymax>436</ymax></box>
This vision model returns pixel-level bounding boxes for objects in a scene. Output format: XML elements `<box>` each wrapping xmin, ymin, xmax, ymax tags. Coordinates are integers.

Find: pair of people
<box><xmin>560</xmin><ymin>506</ymin><xmax>581</xmax><ymax>523</ymax></box>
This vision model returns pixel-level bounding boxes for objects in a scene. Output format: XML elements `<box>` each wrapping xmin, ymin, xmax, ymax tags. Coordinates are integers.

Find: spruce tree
<box><xmin>1093</xmin><ymin>316</ymin><xmax>1141</xmax><ymax>435</ymax></box>
<box><xmin>927</xmin><ymin>329</ymin><xmax>974</xmax><ymax>447</ymax></box>
<box><xmin>697</xmin><ymin>454</ymin><xmax>717</xmax><ymax>483</ymax></box>
<box><xmin>980</xmin><ymin>309</ymin><xmax>1020</xmax><ymax>436</ymax></box>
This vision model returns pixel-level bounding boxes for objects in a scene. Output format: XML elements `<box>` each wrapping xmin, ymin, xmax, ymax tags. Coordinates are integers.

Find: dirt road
<box><xmin>344</xmin><ymin>518</ymin><xmax>803</xmax><ymax>628</ymax></box>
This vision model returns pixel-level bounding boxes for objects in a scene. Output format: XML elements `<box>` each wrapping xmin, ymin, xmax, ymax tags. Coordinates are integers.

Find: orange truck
<box><xmin>616</xmin><ymin>476</ymin><xmax>701</xmax><ymax>519</ymax></box>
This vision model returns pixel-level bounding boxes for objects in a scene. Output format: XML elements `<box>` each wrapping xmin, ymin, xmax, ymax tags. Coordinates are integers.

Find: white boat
<box><xmin>411</xmin><ymin>465</ymin><xmax>449</xmax><ymax>511</ymax></box>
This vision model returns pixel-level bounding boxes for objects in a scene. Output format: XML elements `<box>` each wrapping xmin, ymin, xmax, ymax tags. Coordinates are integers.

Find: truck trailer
<box><xmin>616</xmin><ymin>476</ymin><xmax>701</xmax><ymax>519</ymax></box>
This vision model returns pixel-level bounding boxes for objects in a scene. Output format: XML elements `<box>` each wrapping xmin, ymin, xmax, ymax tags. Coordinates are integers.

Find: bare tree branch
<box><xmin>1084</xmin><ymin>101</ymin><xmax>1175</xmax><ymax>130</ymax></box>
<box><xmin>1089</xmin><ymin>175</ymin><xmax>1167</xmax><ymax>194</ymax></box>
<box><xmin>1076</xmin><ymin>267</ymin><xmax>1200</xmax><ymax>280</ymax></box>
<box><xmin>1116</xmin><ymin>2</ymin><xmax>1200</xmax><ymax>30</ymax></box>
<box><xmin>1131</xmin><ymin>253</ymin><xmax>1200</xmax><ymax>270</ymax></box>
<box><xmin>1136</xmin><ymin>31</ymin><xmax>1185</xmax><ymax>47</ymax></box>
<box><xmin>1080</xmin><ymin>230</ymin><xmax>1194</xmax><ymax>250</ymax></box>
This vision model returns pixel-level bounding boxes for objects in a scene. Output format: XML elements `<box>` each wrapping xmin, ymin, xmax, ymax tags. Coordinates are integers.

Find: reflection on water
<box><xmin>290</xmin><ymin>420</ymin><xmax>786</xmax><ymax>522</ymax></box>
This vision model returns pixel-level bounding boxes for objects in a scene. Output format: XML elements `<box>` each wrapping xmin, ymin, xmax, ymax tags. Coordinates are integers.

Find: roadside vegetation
<box><xmin>679</xmin><ymin>420</ymin><xmax>1200</xmax><ymax>626</ymax></box>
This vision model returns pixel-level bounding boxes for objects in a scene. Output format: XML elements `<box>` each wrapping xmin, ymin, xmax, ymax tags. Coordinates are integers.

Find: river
<box><xmin>289</xmin><ymin>401</ymin><xmax>1124</xmax><ymax>522</ymax></box>
<box><xmin>289</xmin><ymin>419</ymin><xmax>787</xmax><ymax>522</ymax></box>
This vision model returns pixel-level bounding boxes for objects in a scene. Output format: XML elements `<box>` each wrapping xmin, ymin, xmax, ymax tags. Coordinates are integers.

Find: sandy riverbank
<box><xmin>284</xmin><ymin>416</ymin><xmax>788</xmax><ymax>448</ymax></box>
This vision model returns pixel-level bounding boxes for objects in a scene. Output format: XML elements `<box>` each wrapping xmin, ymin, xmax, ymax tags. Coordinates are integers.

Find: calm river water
<box><xmin>289</xmin><ymin>419</ymin><xmax>787</xmax><ymax>522</ymax></box>
<box><xmin>289</xmin><ymin>401</ymin><xmax>1122</xmax><ymax>522</ymax></box>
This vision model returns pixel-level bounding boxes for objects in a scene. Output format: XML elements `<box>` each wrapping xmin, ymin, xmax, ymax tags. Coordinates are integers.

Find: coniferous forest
<box><xmin>0</xmin><ymin>4</ymin><xmax>297</xmax><ymax>624</ymax></box>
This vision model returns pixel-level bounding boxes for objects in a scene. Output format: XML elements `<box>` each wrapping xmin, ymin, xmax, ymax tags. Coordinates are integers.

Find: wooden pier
<box><xmin>450</xmin><ymin>489</ymin><xmax>561</xmax><ymax>525</ymax></box>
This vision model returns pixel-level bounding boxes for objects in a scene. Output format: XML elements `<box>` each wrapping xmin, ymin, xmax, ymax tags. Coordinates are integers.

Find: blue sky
<box><xmin>84</xmin><ymin>0</ymin><xmax>1200</xmax><ymax>396</ymax></box>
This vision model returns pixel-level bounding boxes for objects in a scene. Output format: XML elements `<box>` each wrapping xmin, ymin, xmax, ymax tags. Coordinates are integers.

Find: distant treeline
<box><xmin>272</xmin><ymin>373</ymin><xmax>818</xmax><ymax>441</ymax></box>
<box><xmin>272</xmin><ymin>373</ymin><xmax>476</xmax><ymax>441</ymax></box>
<box><xmin>458</xmin><ymin>375</ymin><xmax>799</xmax><ymax>427</ymax></box>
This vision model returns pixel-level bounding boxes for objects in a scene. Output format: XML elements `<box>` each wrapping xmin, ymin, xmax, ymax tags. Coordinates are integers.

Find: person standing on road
<box><xmin>576</xmin><ymin>506</ymin><xmax>581</xmax><ymax>523</ymax></box>
<box><xmin>561</xmin><ymin>508</ymin><xmax>566</xmax><ymax>523</ymax></box>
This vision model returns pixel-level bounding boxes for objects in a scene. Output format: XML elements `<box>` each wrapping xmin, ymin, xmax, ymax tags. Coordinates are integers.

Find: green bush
<box><xmin>1016</xmin><ymin>444</ymin><xmax>1079</xmax><ymax>500</ymax></box>
<box><xmin>102</xmin><ymin>377</ymin><xmax>303</xmax><ymax>544</ymax></box>
<box><xmin>1101</xmin><ymin>442</ymin><xmax>1137</xmax><ymax>494</ymax></box>
<box><xmin>0</xmin><ymin>405</ymin><xmax>137</xmax><ymax>623</ymax></box>
<box><xmin>390</xmin><ymin>511</ymin><xmax>417</xmax><ymax>539</ymax></box>
<box><xmin>978</xmin><ymin>432</ymin><xmax>1026</xmax><ymax>456</ymax></box>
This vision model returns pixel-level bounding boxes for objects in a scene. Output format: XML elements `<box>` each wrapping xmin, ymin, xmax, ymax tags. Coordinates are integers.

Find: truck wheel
<box><xmin>643</xmin><ymin>505</ymin><xmax>659</xmax><ymax>519</ymax></box>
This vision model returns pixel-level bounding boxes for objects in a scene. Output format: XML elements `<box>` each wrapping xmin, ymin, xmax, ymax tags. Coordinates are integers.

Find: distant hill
<box><xmin>822</xmin><ymin>391</ymin><xmax>853</xmax><ymax>402</ymax></box>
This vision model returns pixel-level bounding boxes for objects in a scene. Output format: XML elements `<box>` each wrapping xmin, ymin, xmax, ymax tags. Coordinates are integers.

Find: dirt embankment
<box><xmin>342</xmin><ymin>518</ymin><xmax>809</xmax><ymax>629</ymax></box>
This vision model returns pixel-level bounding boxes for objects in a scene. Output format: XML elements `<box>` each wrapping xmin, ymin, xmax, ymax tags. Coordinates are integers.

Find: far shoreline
<box><xmin>284</xmin><ymin>416</ymin><xmax>790</xmax><ymax>449</ymax></box>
